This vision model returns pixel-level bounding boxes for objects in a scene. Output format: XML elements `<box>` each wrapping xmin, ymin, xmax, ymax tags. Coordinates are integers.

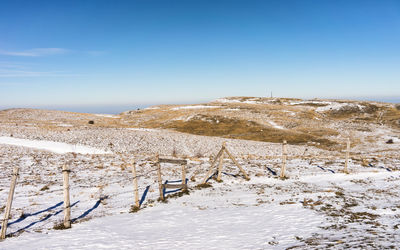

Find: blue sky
<box><xmin>1</xmin><ymin>0</ymin><xmax>399</xmax><ymax>111</ymax></box>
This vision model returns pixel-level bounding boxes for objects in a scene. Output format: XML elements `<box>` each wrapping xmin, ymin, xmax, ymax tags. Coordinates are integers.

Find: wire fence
<box><xmin>1</xmin><ymin>140</ymin><xmax>399</xmax><ymax>239</ymax></box>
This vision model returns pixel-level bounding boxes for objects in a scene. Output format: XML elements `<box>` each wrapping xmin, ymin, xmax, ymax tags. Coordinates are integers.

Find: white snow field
<box><xmin>0</xmin><ymin>136</ymin><xmax>110</xmax><ymax>154</ymax></box>
<box><xmin>0</xmin><ymin>140</ymin><xmax>399</xmax><ymax>249</ymax></box>
<box><xmin>1</xmin><ymin>195</ymin><xmax>324</xmax><ymax>249</ymax></box>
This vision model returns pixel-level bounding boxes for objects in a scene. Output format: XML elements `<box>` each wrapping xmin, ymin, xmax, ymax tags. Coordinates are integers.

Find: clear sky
<box><xmin>1</xmin><ymin>0</ymin><xmax>399</xmax><ymax>112</ymax></box>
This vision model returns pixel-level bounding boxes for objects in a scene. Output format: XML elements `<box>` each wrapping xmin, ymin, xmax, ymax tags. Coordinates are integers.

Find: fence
<box><xmin>0</xmin><ymin>137</ymin><xmax>394</xmax><ymax>240</ymax></box>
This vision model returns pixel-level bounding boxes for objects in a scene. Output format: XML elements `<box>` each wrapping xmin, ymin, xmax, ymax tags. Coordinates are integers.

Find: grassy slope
<box><xmin>2</xmin><ymin>97</ymin><xmax>399</xmax><ymax>151</ymax></box>
<box><xmin>119</xmin><ymin>97</ymin><xmax>400</xmax><ymax>151</ymax></box>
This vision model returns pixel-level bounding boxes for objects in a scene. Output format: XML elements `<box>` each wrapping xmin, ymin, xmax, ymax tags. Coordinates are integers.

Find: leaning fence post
<box><xmin>202</xmin><ymin>147</ymin><xmax>224</xmax><ymax>184</ymax></box>
<box><xmin>0</xmin><ymin>167</ymin><xmax>19</xmax><ymax>240</ymax></box>
<box><xmin>156</xmin><ymin>155</ymin><xmax>164</xmax><ymax>201</ymax></box>
<box><xmin>280</xmin><ymin>140</ymin><xmax>287</xmax><ymax>178</ymax></box>
<box><xmin>62</xmin><ymin>165</ymin><xmax>71</xmax><ymax>229</ymax></box>
<box><xmin>344</xmin><ymin>138</ymin><xmax>350</xmax><ymax>174</ymax></box>
<box><xmin>132</xmin><ymin>161</ymin><xmax>140</xmax><ymax>208</ymax></box>
<box><xmin>216</xmin><ymin>148</ymin><xmax>225</xmax><ymax>182</ymax></box>
<box><xmin>224</xmin><ymin>144</ymin><xmax>250</xmax><ymax>180</ymax></box>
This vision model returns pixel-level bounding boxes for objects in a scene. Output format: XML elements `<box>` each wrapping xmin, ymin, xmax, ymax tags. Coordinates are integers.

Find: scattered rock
<box><xmin>88</xmin><ymin>120</ymin><xmax>94</xmax><ymax>124</ymax></box>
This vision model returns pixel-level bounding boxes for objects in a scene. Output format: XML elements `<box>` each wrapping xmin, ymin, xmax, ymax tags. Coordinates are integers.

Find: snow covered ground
<box><xmin>0</xmin><ymin>104</ymin><xmax>400</xmax><ymax>249</ymax></box>
<box><xmin>0</xmin><ymin>136</ymin><xmax>110</xmax><ymax>154</ymax></box>
<box><xmin>1</xmin><ymin>159</ymin><xmax>399</xmax><ymax>249</ymax></box>
<box><xmin>0</xmin><ymin>134</ymin><xmax>399</xmax><ymax>249</ymax></box>
<box><xmin>1</xmin><ymin>196</ymin><xmax>323</xmax><ymax>249</ymax></box>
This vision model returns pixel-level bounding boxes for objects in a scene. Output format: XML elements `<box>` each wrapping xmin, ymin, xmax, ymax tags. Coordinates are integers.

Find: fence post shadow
<box><xmin>3</xmin><ymin>201</ymin><xmax>64</xmax><ymax>228</ymax></box>
<box><xmin>71</xmin><ymin>195</ymin><xmax>108</xmax><ymax>224</ymax></box>
<box><xmin>7</xmin><ymin>201</ymin><xmax>80</xmax><ymax>236</ymax></box>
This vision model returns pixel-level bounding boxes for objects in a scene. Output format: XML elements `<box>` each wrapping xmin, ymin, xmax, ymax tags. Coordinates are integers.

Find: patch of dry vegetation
<box><xmin>164</xmin><ymin>114</ymin><xmax>337</xmax><ymax>149</ymax></box>
<box><xmin>381</xmin><ymin>107</ymin><xmax>400</xmax><ymax>128</ymax></box>
<box><xmin>328</xmin><ymin>104</ymin><xmax>373</xmax><ymax>118</ymax></box>
<box><xmin>326</xmin><ymin>102</ymin><xmax>400</xmax><ymax>129</ymax></box>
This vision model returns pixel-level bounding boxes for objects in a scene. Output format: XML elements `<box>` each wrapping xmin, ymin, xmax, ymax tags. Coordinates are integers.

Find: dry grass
<box><xmin>129</xmin><ymin>205</ymin><xmax>140</xmax><ymax>213</ymax></box>
<box><xmin>195</xmin><ymin>183</ymin><xmax>213</xmax><ymax>189</ymax></box>
<box><xmin>4</xmin><ymin>98</ymin><xmax>398</xmax><ymax>152</ymax></box>
<box><xmin>381</xmin><ymin>107</ymin><xmax>400</xmax><ymax>128</ymax></box>
<box><xmin>164</xmin><ymin>115</ymin><xmax>337</xmax><ymax>149</ymax></box>
<box><xmin>53</xmin><ymin>222</ymin><xmax>69</xmax><ymax>230</ymax></box>
<box><xmin>325</xmin><ymin>102</ymin><xmax>400</xmax><ymax>129</ymax></box>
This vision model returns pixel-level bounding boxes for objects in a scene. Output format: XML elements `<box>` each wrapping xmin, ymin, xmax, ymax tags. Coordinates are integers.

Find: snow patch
<box><xmin>144</xmin><ymin>107</ymin><xmax>161</xmax><ymax>110</ymax></box>
<box><xmin>57</xmin><ymin>124</ymin><xmax>73</xmax><ymax>127</ymax></box>
<box><xmin>214</xmin><ymin>98</ymin><xmax>242</xmax><ymax>104</ymax></box>
<box><xmin>171</xmin><ymin>105</ymin><xmax>220</xmax><ymax>111</ymax></box>
<box><xmin>315</xmin><ymin>103</ymin><xmax>365</xmax><ymax>112</ymax></box>
<box><xmin>269</xmin><ymin>121</ymin><xmax>285</xmax><ymax>129</ymax></box>
<box><xmin>126</xmin><ymin>128</ymin><xmax>160</xmax><ymax>132</ymax></box>
<box><xmin>0</xmin><ymin>136</ymin><xmax>110</xmax><ymax>154</ymax></box>
<box><xmin>94</xmin><ymin>114</ymin><xmax>119</xmax><ymax>118</ymax></box>
<box><xmin>215</xmin><ymin>98</ymin><xmax>262</xmax><ymax>105</ymax></box>
<box><xmin>288</xmin><ymin>100</ymin><xmax>330</xmax><ymax>106</ymax></box>
<box><xmin>214</xmin><ymin>97</ymin><xmax>280</xmax><ymax>105</ymax></box>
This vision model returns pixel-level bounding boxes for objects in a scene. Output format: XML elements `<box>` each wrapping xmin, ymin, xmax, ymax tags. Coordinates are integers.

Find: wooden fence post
<box><xmin>280</xmin><ymin>140</ymin><xmax>287</xmax><ymax>178</ymax></box>
<box><xmin>224</xmin><ymin>146</ymin><xmax>250</xmax><ymax>180</ymax></box>
<box><xmin>202</xmin><ymin>147</ymin><xmax>224</xmax><ymax>184</ymax></box>
<box><xmin>344</xmin><ymin>138</ymin><xmax>350</xmax><ymax>174</ymax></box>
<box><xmin>181</xmin><ymin>163</ymin><xmax>187</xmax><ymax>191</ymax></box>
<box><xmin>132</xmin><ymin>161</ymin><xmax>140</xmax><ymax>208</ymax></box>
<box><xmin>203</xmin><ymin>142</ymin><xmax>250</xmax><ymax>183</ymax></box>
<box><xmin>216</xmin><ymin>149</ymin><xmax>225</xmax><ymax>181</ymax></box>
<box><xmin>156</xmin><ymin>155</ymin><xmax>164</xmax><ymax>201</ymax></box>
<box><xmin>0</xmin><ymin>167</ymin><xmax>19</xmax><ymax>240</ymax></box>
<box><xmin>62</xmin><ymin>165</ymin><xmax>71</xmax><ymax>229</ymax></box>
